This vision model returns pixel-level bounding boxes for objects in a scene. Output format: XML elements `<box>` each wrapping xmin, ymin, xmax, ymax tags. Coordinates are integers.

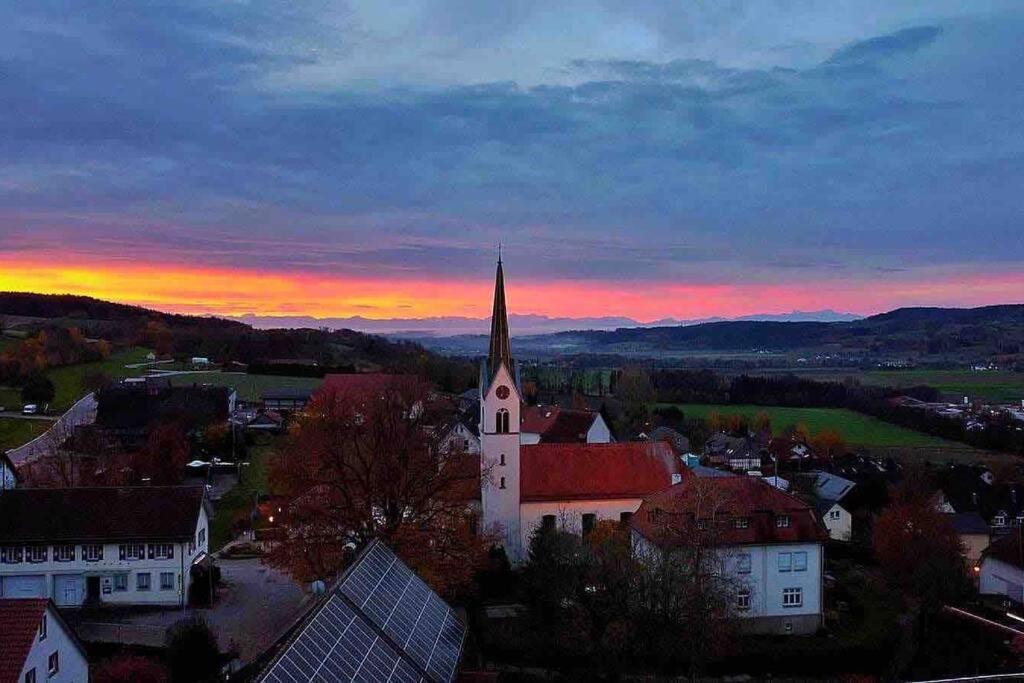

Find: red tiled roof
<box><xmin>520</xmin><ymin>442</ymin><xmax>682</xmax><ymax>502</ymax></box>
<box><xmin>0</xmin><ymin>599</ymin><xmax>47</xmax><ymax>683</ymax></box>
<box><xmin>521</xmin><ymin>406</ymin><xmax>598</xmax><ymax>443</ymax></box>
<box><xmin>632</xmin><ymin>476</ymin><xmax>828</xmax><ymax>547</ymax></box>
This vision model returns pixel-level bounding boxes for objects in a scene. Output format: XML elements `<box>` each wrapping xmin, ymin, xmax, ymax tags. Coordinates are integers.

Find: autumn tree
<box><xmin>138</xmin><ymin>421</ymin><xmax>191</xmax><ymax>484</ymax></box>
<box><xmin>810</xmin><ymin>427</ymin><xmax>846</xmax><ymax>458</ymax></box>
<box><xmin>267</xmin><ymin>376</ymin><xmax>491</xmax><ymax>597</ymax></box>
<box><xmin>753</xmin><ymin>410</ymin><xmax>772</xmax><ymax>436</ymax></box>
<box><xmin>615</xmin><ymin>366</ymin><xmax>655</xmax><ymax>431</ymax></box>
<box><xmin>873</xmin><ymin>475</ymin><xmax>970</xmax><ymax>611</ymax></box>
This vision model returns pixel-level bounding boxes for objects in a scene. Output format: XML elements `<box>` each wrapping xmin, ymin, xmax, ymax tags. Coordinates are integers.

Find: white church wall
<box><xmin>519</xmin><ymin>498</ymin><xmax>644</xmax><ymax>549</ymax></box>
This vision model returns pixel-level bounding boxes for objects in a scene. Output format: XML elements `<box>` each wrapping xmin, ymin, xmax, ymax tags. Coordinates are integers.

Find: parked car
<box><xmin>21</xmin><ymin>404</ymin><xmax>37</xmax><ymax>415</ymax></box>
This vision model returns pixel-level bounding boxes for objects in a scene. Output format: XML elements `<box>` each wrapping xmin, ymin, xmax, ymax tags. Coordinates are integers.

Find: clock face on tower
<box><xmin>495</xmin><ymin>385</ymin><xmax>511</xmax><ymax>400</ymax></box>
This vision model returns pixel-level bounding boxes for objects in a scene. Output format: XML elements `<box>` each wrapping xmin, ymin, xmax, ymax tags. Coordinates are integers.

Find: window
<box><xmin>736</xmin><ymin>589</ymin><xmax>751</xmax><ymax>611</ymax></box>
<box><xmin>152</xmin><ymin>544</ymin><xmax>174</xmax><ymax>560</ymax></box>
<box><xmin>776</xmin><ymin>515</ymin><xmax>791</xmax><ymax>528</ymax></box>
<box><xmin>696</xmin><ymin>519</ymin><xmax>707</xmax><ymax>530</ymax></box>
<box><xmin>83</xmin><ymin>544</ymin><xmax>103</xmax><ymax>562</ymax></box>
<box><xmin>198</xmin><ymin>528</ymin><xmax>206</xmax><ymax>546</ymax></box>
<box><xmin>736</xmin><ymin>553</ymin><xmax>751</xmax><ymax>574</ymax></box>
<box><xmin>829</xmin><ymin>509</ymin><xmax>841</xmax><ymax>520</ymax></box>
<box><xmin>1</xmin><ymin>546</ymin><xmax>23</xmax><ymax>564</ymax></box>
<box><xmin>24</xmin><ymin>668</ymin><xmax>35</xmax><ymax>683</ymax></box>
<box><xmin>26</xmin><ymin>546</ymin><xmax>47</xmax><ymax>563</ymax></box>
<box><xmin>495</xmin><ymin>409</ymin><xmax>510</xmax><ymax>434</ymax></box>
<box><xmin>582</xmin><ymin>513</ymin><xmax>596</xmax><ymax>537</ymax></box>
<box><xmin>47</xmin><ymin>652</ymin><xmax>58</xmax><ymax>677</ymax></box>
<box><xmin>52</xmin><ymin>545</ymin><xmax>75</xmax><ymax>562</ymax></box>
<box><xmin>734</xmin><ymin>517</ymin><xmax>750</xmax><ymax>529</ymax></box>
<box><xmin>120</xmin><ymin>543</ymin><xmax>145</xmax><ymax>561</ymax></box>
<box><xmin>114</xmin><ymin>574</ymin><xmax>128</xmax><ymax>592</ymax></box>
<box><xmin>541</xmin><ymin>515</ymin><xmax>556</xmax><ymax>532</ymax></box>
<box><xmin>793</xmin><ymin>551</ymin><xmax>808</xmax><ymax>572</ymax></box>
<box><xmin>137</xmin><ymin>573</ymin><xmax>151</xmax><ymax>591</ymax></box>
<box><xmin>499</xmin><ymin>476</ymin><xmax>506</xmax><ymax>490</ymax></box>
<box><xmin>619</xmin><ymin>511</ymin><xmax>633</xmax><ymax>526</ymax></box>
<box><xmin>39</xmin><ymin>614</ymin><xmax>47</xmax><ymax>640</ymax></box>
<box><xmin>995</xmin><ymin>514</ymin><xmax>1008</xmax><ymax>527</ymax></box>
<box><xmin>499</xmin><ymin>453</ymin><xmax>506</xmax><ymax>466</ymax></box>
<box><xmin>778</xmin><ymin>552</ymin><xmax>792</xmax><ymax>572</ymax></box>
<box><xmin>160</xmin><ymin>572</ymin><xmax>175</xmax><ymax>591</ymax></box>
<box><xmin>782</xmin><ymin>587</ymin><xmax>803</xmax><ymax>607</ymax></box>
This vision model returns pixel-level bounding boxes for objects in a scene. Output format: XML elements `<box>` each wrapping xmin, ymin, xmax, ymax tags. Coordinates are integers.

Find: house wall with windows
<box><xmin>14</xmin><ymin>602</ymin><xmax>89</xmax><ymax>683</ymax></box>
<box><xmin>821</xmin><ymin>502</ymin><xmax>852</xmax><ymax>542</ymax></box>
<box><xmin>979</xmin><ymin>556</ymin><xmax>1024</xmax><ymax>604</ymax></box>
<box><xmin>520</xmin><ymin>498</ymin><xmax>643</xmax><ymax>548</ymax></box>
<box><xmin>0</xmin><ymin>507</ymin><xmax>209</xmax><ymax>608</ymax></box>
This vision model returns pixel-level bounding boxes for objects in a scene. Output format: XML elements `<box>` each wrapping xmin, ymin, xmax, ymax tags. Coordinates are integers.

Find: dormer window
<box><xmin>994</xmin><ymin>513</ymin><xmax>1008</xmax><ymax>527</ymax></box>
<box><xmin>776</xmin><ymin>515</ymin><xmax>791</xmax><ymax>529</ymax></box>
<box><xmin>734</xmin><ymin>517</ymin><xmax>750</xmax><ymax>530</ymax></box>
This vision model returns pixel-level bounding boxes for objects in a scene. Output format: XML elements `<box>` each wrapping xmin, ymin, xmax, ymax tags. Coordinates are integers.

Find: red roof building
<box><xmin>0</xmin><ymin>599</ymin><xmax>87</xmax><ymax>683</ymax></box>
<box><xmin>520</xmin><ymin>405</ymin><xmax>606</xmax><ymax>444</ymax></box>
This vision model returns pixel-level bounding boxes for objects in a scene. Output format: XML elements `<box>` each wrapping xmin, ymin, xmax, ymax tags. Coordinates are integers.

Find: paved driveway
<box><xmin>69</xmin><ymin>559</ymin><xmax>310</xmax><ymax>664</ymax></box>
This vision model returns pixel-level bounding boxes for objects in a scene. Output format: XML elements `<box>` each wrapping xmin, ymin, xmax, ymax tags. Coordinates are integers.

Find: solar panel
<box><xmin>260</xmin><ymin>541</ymin><xmax>465</xmax><ymax>683</ymax></box>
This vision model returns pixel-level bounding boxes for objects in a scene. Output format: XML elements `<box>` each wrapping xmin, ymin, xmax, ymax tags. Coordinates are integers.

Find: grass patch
<box><xmin>0</xmin><ymin>417</ymin><xmax>48</xmax><ymax>453</ymax></box>
<box><xmin>209</xmin><ymin>440</ymin><xmax>275</xmax><ymax>551</ymax></box>
<box><xmin>0</xmin><ymin>386</ymin><xmax>21</xmax><ymax>410</ymax></box>
<box><xmin>166</xmin><ymin>373</ymin><xmax>322</xmax><ymax>402</ymax></box>
<box><xmin>662</xmin><ymin>403</ymin><xmax>955</xmax><ymax>447</ymax></box>
<box><xmin>862</xmin><ymin>370</ymin><xmax>1024</xmax><ymax>403</ymax></box>
<box><xmin>46</xmin><ymin>347</ymin><xmax>153</xmax><ymax>411</ymax></box>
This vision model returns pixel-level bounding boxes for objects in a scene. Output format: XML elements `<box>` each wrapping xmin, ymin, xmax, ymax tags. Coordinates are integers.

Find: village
<box><xmin>1</xmin><ymin>263</ymin><xmax>1023</xmax><ymax>682</ymax></box>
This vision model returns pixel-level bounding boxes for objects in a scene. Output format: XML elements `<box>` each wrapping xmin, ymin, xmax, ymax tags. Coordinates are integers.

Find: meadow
<box><xmin>46</xmin><ymin>347</ymin><xmax>154</xmax><ymax>410</ymax></box>
<box><xmin>166</xmin><ymin>372</ymin><xmax>323</xmax><ymax>402</ymax></box>
<box><xmin>0</xmin><ymin>418</ymin><xmax>48</xmax><ymax>453</ymax></box>
<box><xmin>860</xmin><ymin>369</ymin><xmax>1024</xmax><ymax>403</ymax></box>
<box><xmin>663</xmin><ymin>402</ymin><xmax>954</xmax><ymax>447</ymax></box>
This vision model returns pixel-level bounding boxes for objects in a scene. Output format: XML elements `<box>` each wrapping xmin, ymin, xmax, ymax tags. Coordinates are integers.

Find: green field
<box><xmin>860</xmin><ymin>370</ymin><xmax>1024</xmax><ymax>403</ymax></box>
<box><xmin>0</xmin><ymin>418</ymin><xmax>48</xmax><ymax>453</ymax></box>
<box><xmin>165</xmin><ymin>372</ymin><xmax>322</xmax><ymax>402</ymax></box>
<box><xmin>663</xmin><ymin>403</ymin><xmax>955</xmax><ymax>447</ymax></box>
<box><xmin>46</xmin><ymin>347</ymin><xmax>153</xmax><ymax>411</ymax></box>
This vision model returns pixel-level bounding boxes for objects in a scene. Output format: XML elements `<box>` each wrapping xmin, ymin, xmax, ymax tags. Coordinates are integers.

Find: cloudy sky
<box><xmin>1</xmin><ymin>0</ymin><xmax>1022</xmax><ymax>321</ymax></box>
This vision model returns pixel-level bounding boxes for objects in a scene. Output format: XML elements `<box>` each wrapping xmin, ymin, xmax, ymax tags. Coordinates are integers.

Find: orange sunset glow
<box><xmin>3</xmin><ymin>256</ymin><xmax>1023</xmax><ymax>322</ymax></box>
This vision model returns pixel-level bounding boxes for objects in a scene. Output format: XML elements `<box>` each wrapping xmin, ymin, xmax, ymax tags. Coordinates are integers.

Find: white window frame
<box><xmin>39</xmin><ymin>614</ymin><xmax>47</xmax><ymax>641</ymax></box>
<box><xmin>113</xmin><ymin>573</ymin><xmax>128</xmax><ymax>592</ymax></box>
<box><xmin>137</xmin><ymin>572</ymin><xmax>152</xmax><ymax>592</ymax></box>
<box><xmin>47</xmin><ymin>651</ymin><xmax>59</xmax><ymax>677</ymax></box>
<box><xmin>152</xmin><ymin>543</ymin><xmax>174</xmax><ymax>560</ymax></box>
<box><xmin>160</xmin><ymin>572</ymin><xmax>175</xmax><ymax>591</ymax></box>
<box><xmin>734</xmin><ymin>517</ymin><xmax>750</xmax><ymax>529</ymax></box>
<box><xmin>736</xmin><ymin>589</ymin><xmax>751</xmax><ymax>611</ymax></box>
<box><xmin>52</xmin><ymin>545</ymin><xmax>75</xmax><ymax>562</ymax></box>
<box><xmin>26</xmin><ymin>546</ymin><xmax>47</xmax><ymax>563</ymax></box>
<box><xmin>24</xmin><ymin>667</ymin><xmax>36</xmax><ymax>683</ymax></box>
<box><xmin>782</xmin><ymin>587</ymin><xmax>803</xmax><ymax>608</ymax></box>
<box><xmin>83</xmin><ymin>544</ymin><xmax>104</xmax><ymax>562</ymax></box>
<box><xmin>1</xmin><ymin>546</ymin><xmax>23</xmax><ymax>564</ymax></box>
<box><xmin>121</xmin><ymin>543</ymin><xmax>145</xmax><ymax>561</ymax></box>
<box><xmin>776</xmin><ymin>515</ymin><xmax>791</xmax><ymax>528</ymax></box>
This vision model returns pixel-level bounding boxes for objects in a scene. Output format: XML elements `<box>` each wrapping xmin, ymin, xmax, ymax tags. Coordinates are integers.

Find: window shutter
<box><xmin>168</xmin><ymin>545</ymin><xmax>174</xmax><ymax>559</ymax></box>
<box><xmin>119</xmin><ymin>546</ymin><xmax>125</xmax><ymax>560</ymax></box>
<box><xmin>148</xmin><ymin>545</ymin><xmax>154</xmax><ymax>559</ymax></box>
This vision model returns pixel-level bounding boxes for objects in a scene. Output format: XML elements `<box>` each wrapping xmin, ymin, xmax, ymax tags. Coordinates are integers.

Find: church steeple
<box><xmin>487</xmin><ymin>255</ymin><xmax>513</xmax><ymax>380</ymax></box>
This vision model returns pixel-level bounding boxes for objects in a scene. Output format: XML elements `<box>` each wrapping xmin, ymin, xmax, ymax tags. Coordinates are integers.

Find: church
<box><xmin>478</xmin><ymin>259</ymin><xmax>683</xmax><ymax>562</ymax></box>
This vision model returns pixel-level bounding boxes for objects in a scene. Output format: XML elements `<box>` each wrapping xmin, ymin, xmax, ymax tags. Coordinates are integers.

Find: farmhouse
<box><xmin>631</xmin><ymin>476</ymin><xmax>828</xmax><ymax>635</ymax></box>
<box><xmin>0</xmin><ymin>486</ymin><xmax>210</xmax><ymax>608</ymax></box>
<box><xmin>0</xmin><ymin>598</ymin><xmax>88</xmax><ymax>683</ymax></box>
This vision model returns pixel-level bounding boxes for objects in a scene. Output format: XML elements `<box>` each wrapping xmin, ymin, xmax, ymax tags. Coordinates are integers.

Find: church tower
<box><xmin>480</xmin><ymin>256</ymin><xmax>523</xmax><ymax>562</ymax></box>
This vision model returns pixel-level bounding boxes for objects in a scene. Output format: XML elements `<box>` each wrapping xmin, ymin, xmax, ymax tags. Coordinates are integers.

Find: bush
<box><xmin>20</xmin><ymin>374</ymin><xmax>55</xmax><ymax>404</ymax></box>
<box><xmin>166</xmin><ymin>616</ymin><xmax>221</xmax><ymax>683</ymax></box>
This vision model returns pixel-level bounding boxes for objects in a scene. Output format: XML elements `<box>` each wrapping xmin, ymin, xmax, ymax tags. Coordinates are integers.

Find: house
<box><xmin>704</xmin><ymin>433</ymin><xmax>765</xmax><ymax>472</ymax></box>
<box><xmin>246</xmin><ymin>410</ymin><xmax>286</xmax><ymax>433</ymax></box>
<box><xmin>767</xmin><ymin>437</ymin><xmax>820</xmax><ymax>472</ymax></box>
<box><xmin>631</xmin><ymin>476</ymin><xmax>828</xmax><ymax>635</ymax></box>
<box><xmin>0</xmin><ymin>599</ymin><xmax>88</xmax><ymax>683</ymax></box>
<box><xmin>949</xmin><ymin>512</ymin><xmax>991</xmax><ymax>566</ymax></box>
<box><xmin>644</xmin><ymin>426</ymin><xmax>690</xmax><ymax>455</ymax></box>
<box><xmin>477</xmin><ymin>259</ymin><xmax>683</xmax><ymax>563</ymax></box>
<box><xmin>0</xmin><ymin>486</ymin><xmax>210</xmax><ymax>608</ymax></box>
<box><xmin>1</xmin><ymin>453</ymin><xmax>17</xmax><ymax>492</ymax></box>
<box><xmin>520</xmin><ymin>405</ymin><xmax>611</xmax><ymax>444</ymax></box>
<box><xmin>815</xmin><ymin>500</ymin><xmax>853</xmax><ymax>542</ymax></box>
<box><xmin>260</xmin><ymin>389</ymin><xmax>312</xmax><ymax>412</ymax></box>
<box><xmin>979</xmin><ymin>533</ymin><xmax>1024</xmax><ymax>605</ymax></box>
<box><xmin>436</xmin><ymin>413</ymin><xmax>480</xmax><ymax>455</ymax></box>
<box><xmin>800</xmin><ymin>471</ymin><xmax>856</xmax><ymax>542</ymax></box>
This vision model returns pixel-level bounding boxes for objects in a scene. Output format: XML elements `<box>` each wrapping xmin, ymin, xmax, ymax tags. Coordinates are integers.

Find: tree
<box><xmin>615</xmin><ymin>367</ymin><xmax>654</xmax><ymax>430</ymax></box>
<box><xmin>267</xmin><ymin>376</ymin><xmax>492</xmax><ymax>597</ymax></box>
<box><xmin>137</xmin><ymin>421</ymin><xmax>191</xmax><ymax>485</ymax></box>
<box><xmin>94</xmin><ymin>655</ymin><xmax>169</xmax><ymax>683</ymax></box>
<box><xmin>83</xmin><ymin>370</ymin><xmax>113</xmax><ymax>393</ymax></box>
<box><xmin>20</xmin><ymin>374</ymin><xmax>55</xmax><ymax>404</ymax></box>
<box><xmin>810</xmin><ymin>427</ymin><xmax>845</xmax><ymax>458</ymax></box>
<box><xmin>166</xmin><ymin>616</ymin><xmax>220</xmax><ymax>683</ymax></box>
<box><xmin>873</xmin><ymin>476</ymin><xmax>970</xmax><ymax>611</ymax></box>
<box><xmin>753</xmin><ymin>410</ymin><xmax>772</xmax><ymax>436</ymax></box>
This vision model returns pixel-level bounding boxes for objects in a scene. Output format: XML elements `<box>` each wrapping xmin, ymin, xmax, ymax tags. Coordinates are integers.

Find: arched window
<box><xmin>496</xmin><ymin>408</ymin><xmax>510</xmax><ymax>434</ymax></box>
<box><xmin>499</xmin><ymin>453</ymin><xmax>506</xmax><ymax>466</ymax></box>
<box><xmin>499</xmin><ymin>476</ymin><xmax>506</xmax><ymax>489</ymax></box>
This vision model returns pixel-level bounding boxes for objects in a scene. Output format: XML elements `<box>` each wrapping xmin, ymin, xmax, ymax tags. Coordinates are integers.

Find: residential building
<box><xmin>1</xmin><ymin>453</ymin><xmax>17</xmax><ymax>492</ymax></box>
<box><xmin>260</xmin><ymin>389</ymin><xmax>312</xmax><ymax>412</ymax></box>
<box><xmin>0</xmin><ymin>486</ymin><xmax>210</xmax><ymax>608</ymax></box>
<box><xmin>631</xmin><ymin>476</ymin><xmax>828</xmax><ymax>635</ymax></box>
<box><xmin>0</xmin><ymin>599</ymin><xmax>88</xmax><ymax>683</ymax></box>
<box><xmin>979</xmin><ymin>532</ymin><xmax>1024</xmax><ymax>604</ymax></box>
<box><xmin>949</xmin><ymin>512</ymin><xmax>991</xmax><ymax>566</ymax></box>
<box><xmin>815</xmin><ymin>500</ymin><xmax>853</xmax><ymax>542</ymax></box>
<box><xmin>436</xmin><ymin>413</ymin><xmax>480</xmax><ymax>455</ymax></box>
<box><xmin>520</xmin><ymin>405</ymin><xmax>611</xmax><ymax>445</ymax></box>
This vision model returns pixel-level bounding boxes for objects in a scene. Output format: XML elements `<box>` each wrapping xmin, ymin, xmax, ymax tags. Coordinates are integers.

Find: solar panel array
<box><xmin>260</xmin><ymin>541</ymin><xmax>466</xmax><ymax>683</ymax></box>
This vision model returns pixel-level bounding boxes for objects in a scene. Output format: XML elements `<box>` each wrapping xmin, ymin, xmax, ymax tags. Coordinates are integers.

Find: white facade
<box><xmin>480</xmin><ymin>363</ymin><xmax>523</xmax><ymax>562</ymax></box>
<box><xmin>0</xmin><ymin>507</ymin><xmax>209</xmax><ymax>608</ymax></box>
<box><xmin>633</xmin><ymin>533</ymin><xmax>824</xmax><ymax>635</ymax></box>
<box><xmin>821</xmin><ymin>502</ymin><xmax>852</xmax><ymax>542</ymax></box>
<box><xmin>520</xmin><ymin>498</ymin><xmax>644</xmax><ymax>550</ymax></box>
<box><xmin>979</xmin><ymin>556</ymin><xmax>1024</xmax><ymax>604</ymax></box>
<box><xmin>14</xmin><ymin>603</ymin><xmax>89</xmax><ymax>683</ymax></box>
<box><xmin>439</xmin><ymin>421</ymin><xmax>480</xmax><ymax>455</ymax></box>
<box><xmin>1</xmin><ymin>457</ymin><xmax>16</xmax><ymax>491</ymax></box>
<box><xmin>520</xmin><ymin>412</ymin><xmax>611</xmax><ymax>445</ymax></box>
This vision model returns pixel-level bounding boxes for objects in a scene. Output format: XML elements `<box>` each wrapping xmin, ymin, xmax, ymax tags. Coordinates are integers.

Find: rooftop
<box><xmin>0</xmin><ymin>599</ymin><xmax>48</xmax><ymax>683</ymax></box>
<box><xmin>520</xmin><ymin>405</ymin><xmax>598</xmax><ymax>443</ymax></box>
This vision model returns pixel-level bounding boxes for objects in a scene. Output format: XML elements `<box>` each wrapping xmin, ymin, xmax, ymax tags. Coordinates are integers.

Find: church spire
<box><xmin>487</xmin><ymin>256</ymin><xmax>513</xmax><ymax>379</ymax></box>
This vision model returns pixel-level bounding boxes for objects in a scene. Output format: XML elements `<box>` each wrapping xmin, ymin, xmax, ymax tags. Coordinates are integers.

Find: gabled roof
<box><xmin>0</xmin><ymin>486</ymin><xmax>206</xmax><ymax>543</ymax></box>
<box><xmin>812</xmin><ymin>471</ymin><xmax>856</xmax><ymax>501</ymax></box>
<box><xmin>632</xmin><ymin>476</ymin><xmax>828</xmax><ymax>548</ymax></box>
<box><xmin>520</xmin><ymin>406</ymin><xmax>598</xmax><ymax>443</ymax></box>
<box><xmin>520</xmin><ymin>442</ymin><xmax>681</xmax><ymax>502</ymax></box>
<box><xmin>0</xmin><ymin>599</ymin><xmax>47</xmax><ymax>683</ymax></box>
<box><xmin>949</xmin><ymin>512</ymin><xmax>990</xmax><ymax>536</ymax></box>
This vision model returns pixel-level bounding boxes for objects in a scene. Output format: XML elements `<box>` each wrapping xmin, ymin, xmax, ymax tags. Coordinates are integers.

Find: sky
<box><xmin>1</xmin><ymin>0</ymin><xmax>1023</xmax><ymax>322</ymax></box>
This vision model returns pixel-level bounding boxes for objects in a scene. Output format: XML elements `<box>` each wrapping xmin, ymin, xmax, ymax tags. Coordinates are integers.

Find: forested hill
<box><xmin>0</xmin><ymin>292</ymin><xmax>245</xmax><ymax>329</ymax></box>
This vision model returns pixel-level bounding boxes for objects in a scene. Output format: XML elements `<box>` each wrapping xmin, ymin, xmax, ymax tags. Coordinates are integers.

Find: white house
<box><xmin>0</xmin><ymin>598</ymin><xmax>89</xmax><ymax>683</ymax></box>
<box><xmin>631</xmin><ymin>476</ymin><xmax>828</xmax><ymax>635</ymax></box>
<box><xmin>478</xmin><ymin>259</ymin><xmax>682</xmax><ymax>563</ymax></box>
<box><xmin>979</xmin><ymin>533</ymin><xmax>1024</xmax><ymax>604</ymax></box>
<box><xmin>816</xmin><ymin>500</ymin><xmax>853</xmax><ymax>542</ymax></box>
<box><xmin>0</xmin><ymin>486</ymin><xmax>210</xmax><ymax>608</ymax></box>
<box><xmin>520</xmin><ymin>405</ymin><xmax>611</xmax><ymax>445</ymax></box>
<box><xmin>1</xmin><ymin>453</ymin><xmax>17</xmax><ymax>492</ymax></box>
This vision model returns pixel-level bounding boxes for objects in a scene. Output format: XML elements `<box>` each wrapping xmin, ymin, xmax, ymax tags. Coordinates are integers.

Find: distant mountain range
<box><xmin>230</xmin><ymin>309</ymin><xmax>861</xmax><ymax>336</ymax></box>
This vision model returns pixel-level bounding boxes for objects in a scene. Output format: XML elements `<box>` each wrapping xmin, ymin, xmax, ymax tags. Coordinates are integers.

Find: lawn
<box><xmin>663</xmin><ymin>403</ymin><xmax>954</xmax><ymax>447</ymax></box>
<box><xmin>209</xmin><ymin>440</ymin><xmax>274</xmax><ymax>551</ymax></box>
<box><xmin>861</xmin><ymin>370</ymin><xmax>1024</xmax><ymax>403</ymax></box>
<box><xmin>0</xmin><ymin>418</ymin><xmax>48</xmax><ymax>453</ymax></box>
<box><xmin>166</xmin><ymin>372</ymin><xmax>323</xmax><ymax>402</ymax></box>
<box><xmin>45</xmin><ymin>347</ymin><xmax>153</xmax><ymax>411</ymax></box>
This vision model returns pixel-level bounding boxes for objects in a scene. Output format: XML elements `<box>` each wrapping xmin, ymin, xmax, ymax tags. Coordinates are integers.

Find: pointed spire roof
<box><xmin>487</xmin><ymin>256</ymin><xmax>513</xmax><ymax>381</ymax></box>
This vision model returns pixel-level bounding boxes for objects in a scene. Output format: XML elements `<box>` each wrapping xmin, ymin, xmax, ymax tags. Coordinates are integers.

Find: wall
<box><xmin>980</xmin><ymin>557</ymin><xmax>1024</xmax><ymax>603</ymax></box>
<box><xmin>18</xmin><ymin>605</ymin><xmax>89</xmax><ymax>683</ymax></box>
<box><xmin>480</xmin><ymin>364</ymin><xmax>523</xmax><ymax>561</ymax></box>
<box><xmin>520</xmin><ymin>498</ymin><xmax>643</xmax><ymax>550</ymax></box>
<box><xmin>586</xmin><ymin>415</ymin><xmax>612</xmax><ymax>443</ymax></box>
<box><xmin>959</xmin><ymin>533</ymin><xmax>989</xmax><ymax>566</ymax></box>
<box><xmin>823</xmin><ymin>504</ymin><xmax>852</xmax><ymax>542</ymax></box>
